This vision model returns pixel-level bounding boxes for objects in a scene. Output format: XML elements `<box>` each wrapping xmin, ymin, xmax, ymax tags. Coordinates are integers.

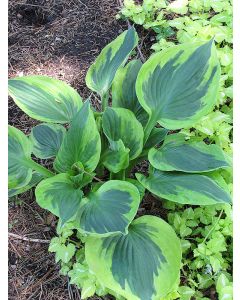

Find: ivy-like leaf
<box><xmin>54</xmin><ymin>101</ymin><xmax>101</xmax><ymax>173</ymax></box>
<box><xmin>30</xmin><ymin>123</ymin><xmax>66</xmax><ymax>159</ymax></box>
<box><xmin>136</xmin><ymin>169</ymin><xmax>231</xmax><ymax>205</ymax></box>
<box><xmin>112</xmin><ymin>59</ymin><xmax>148</xmax><ymax>126</ymax></box>
<box><xmin>85</xmin><ymin>215</ymin><xmax>182</xmax><ymax>300</ymax></box>
<box><xmin>149</xmin><ymin>133</ymin><xmax>229</xmax><ymax>172</ymax></box>
<box><xmin>136</xmin><ymin>40</ymin><xmax>220</xmax><ymax>129</ymax></box>
<box><xmin>86</xmin><ymin>27</ymin><xmax>138</xmax><ymax>96</ymax></box>
<box><xmin>8</xmin><ymin>76</ymin><xmax>82</xmax><ymax>123</ymax></box>
<box><xmin>36</xmin><ymin>173</ymin><xmax>83</xmax><ymax>225</ymax></box>
<box><xmin>102</xmin><ymin>107</ymin><xmax>144</xmax><ymax>160</ymax></box>
<box><xmin>75</xmin><ymin>180</ymin><xmax>140</xmax><ymax>236</ymax></box>
<box><xmin>8</xmin><ymin>126</ymin><xmax>32</xmax><ymax>189</ymax></box>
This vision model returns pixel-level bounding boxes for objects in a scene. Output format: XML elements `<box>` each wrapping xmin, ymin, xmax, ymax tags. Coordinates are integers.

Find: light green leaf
<box><xmin>56</xmin><ymin>243</ymin><xmax>76</xmax><ymax>263</ymax></box>
<box><xmin>102</xmin><ymin>139</ymin><xmax>130</xmax><ymax>173</ymax></box>
<box><xmin>217</xmin><ymin>273</ymin><xmax>230</xmax><ymax>292</ymax></box>
<box><xmin>178</xmin><ymin>286</ymin><xmax>195</xmax><ymax>300</ymax></box>
<box><xmin>35</xmin><ymin>173</ymin><xmax>83</xmax><ymax>224</ymax></box>
<box><xmin>102</xmin><ymin>107</ymin><xmax>144</xmax><ymax>160</ymax></box>
<box><xmin>30</xmin><ymin>123</ymin><xmax>66</xmax><ymax>159</ymax></box>
<box><xmin>86</xmin><ymin>27</ymin><xmax>138</xmax><ymax>96</ymax></box>
<box><xmin>112</xmin><ymin>59</ymin><xmax>148</xmax><ymax>126</ymax></box>
<box><xmin>8</xmin><ymin>76</ymin><xmax>82</xmax><ymax>123</ymax></box>
<box><xmin>149</xmin><ymin>133</ymin><xmax>229</xmax><ymax>172</ymax></box>
<box><xmin>54</xmin><ymin>101</ymin><xmax>101</xmax><ymax>173</ymax></box>
<box><xmin>85</xmin><ymin>215</ymin><xmax>182</xmax><ymax>300</ymax></box>
<box><xmin>136</xmin><ymin>169</ymin><xmax>231</xmax><ymax>205</ymax></box>
<box><xmin>8</xmin><ymin>126</ymin><xmax>33</xmax><ymax>189</ymax></box>
<box><xmin>81</xmin><ymin>280</ymin><xmax>96</xmax><ymax>299</ymax></box>
<box><xmin>167</xmin><ymin>0</ymin><xmax>189</xmax><ymax>14</ymax></box>
<box><xmin>75</xmin><ymin>180</ymin><xmax>140</xmax><ymax>236</ymax></box>
<box><xmin>136</xmin><ymin>40</ymin><xmax>220</xmax><ymax>130</ymax></box>
<box><xmin>9</xmin><ymin>172</ymin><xmax>43</xmax><ymax>198</ymax></box>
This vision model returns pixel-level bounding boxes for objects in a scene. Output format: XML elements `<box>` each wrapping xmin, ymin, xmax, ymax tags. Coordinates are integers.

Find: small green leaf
<box><xmin>56</xmin><ymin>243</ymin><xmax>76</xmax><ymax>263</ymax></box>
<box><xmin>75</xmin><ymin>180</ymin><xmax>140</xmax><ymax>236</ymax></box>
<box><xmin>149</xmin><ymin>133</ymin><xmax>229</xmax><ymax>172</ymax></box>
<box><xmin>86</xmin><ymin>27</ymin><xmax>138</xmax><ymax>96</ymax></box>
<box><xmin>8</xmin><ymin>126</ymin><xmax>32</xmax><ymax>189</ymax></box>
<box><xmin>102</xmin><ymin>107</ymin><xmax>144</xmax><ymax>160</ymax></box>
<box><xmin>54</xmin><ymin>101</ymin><xmax>101</xmax><ymax>173</ymax></box>
<box><xmin>81</xmin><ymin>280</ymin><xmax>96</xmax><ymax>299</ymax></box>
<box><xmin>30</xmin><ymin>123</ymin><xmax>66</xmax><ymax>159</ymax></box>
<box><xmin>85</xmin><ymin>215</ymin><xmax>182</xmax><ymax>300</ymax></box>
<box><xmin>8</xmin><ymin>76</ymin><xmax>82</xmax><ymax>123</ymax></box>
<box><xmin>136</xmin><ymin>169</ymin><xmax>231</xmax><ymax>205</ymax></box>
<box><xmin>49</xmin><ymin>237</ymin><xmax>62</xmax><ymax>252</ymax></box>
<box><xmin>36</xmin><ymin>173</ymin><xmax>83</xmax><ymax>224</ymax></box>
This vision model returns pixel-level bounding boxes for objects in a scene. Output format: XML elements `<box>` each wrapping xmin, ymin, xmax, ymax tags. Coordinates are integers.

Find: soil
<box><xmin>8</xmin><ymin>1</ymin><xmax>164</xmax><ymax>299</ymax></box>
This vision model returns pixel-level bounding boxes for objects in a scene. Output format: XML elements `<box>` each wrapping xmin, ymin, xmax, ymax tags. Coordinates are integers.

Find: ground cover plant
<box><xmin>8</xmin><ymin>26</ymin><xmax>232</xmax><ymax>300</ymax></box>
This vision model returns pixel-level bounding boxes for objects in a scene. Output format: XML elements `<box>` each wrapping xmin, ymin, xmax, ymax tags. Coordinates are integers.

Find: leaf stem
<box><xmin>143</xmin><ymin>116</ymin><xmax>157</xmax><ymax>145</ymax></box>
<box><xmin>101</xmin><ymin>92</ymin><xmax>109</xmax><ymax>111</ymax></box>
<box><xmin>203</xmin><ymin>209</ymin><xmax>224</xmax><ymax>243</ymax></box>
<box><xmin>26</xmin><ymin>159</ymin><xmax>55</xmax><ymax>178</ymax></box>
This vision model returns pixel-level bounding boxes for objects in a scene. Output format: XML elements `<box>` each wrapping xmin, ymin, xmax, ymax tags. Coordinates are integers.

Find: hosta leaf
<box><xmin>102</xmin><ymin>140</ymin><xmax>130</xmax><ymax>173</ymax></box>
<box><xmin>9</xmin><ymin>172</ymin><xmax>43</xmax><ymax>198</ymax></box>
<box><xmin>8</xmin><ymin>126</ymin><xmax>32</xmax><ymax>189</ymax></box>
<box><xmin>8</xmin><ymin>76</ymin><xmax>82</xmax><ymax>123</ymax></box>
<box><xmin>75</xmin><ymin>180</ymin><xmax>140</xmax><ymax>236</ymax></box>
<box><xmin>86</xmin><ymin>27</ymin><xmax>138</xmax><ymax>96</ymax></box>
<box><xmin>36</xmin><ymin>173</ymin><xmax>83</xmax><ymax>224</ymax></box>
<box><xmin>85</xmin><ymin>215</ymin><xmax>181</xmax><ymax>300</ymax></box>
<box><xmin>102</xmin><ymin>107</ymin><xmax>144</xmax><ymax>160</ymax></box>
<box><xmin>149</xmin><ymin>133</ymin><xmax>229</xmax><ymax>172</ymax></box>
<box><xmin>144</xmin><ymin>128</ymin><xmax>168</xmax><ymax>153</ymax></box>
<box><xmin>112</xmin><ymin>59</ymin><xmax>148</xmax><ymax>126</ymax></box>
<box><xmin>136</xmin><ymin>169</ymin><xmax>231</xmax><ymax>205</ymax></box>
<box><xmin>136</xmin><ymin>40</ymin><xmax>220</xmax><ymax>130</ymax></box>
<box><xmin>30</xmin><ymin>123</ymin><xmax>66</xmax><ymax>159</ymax></box>
<box><xmin>54</xmin><ymin>101</ymin><xmax>101</xmax><ymax>173</ymax></box>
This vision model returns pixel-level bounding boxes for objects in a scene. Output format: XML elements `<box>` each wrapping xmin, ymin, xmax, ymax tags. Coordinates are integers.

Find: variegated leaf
<box><xmin>149</xmin><ymin>133</ymin><xmax>229</xmax><ymax>172</ymax></box>
<box><xmin>8</xmin><ymin>76</ymin><xmax>82</xmax><ymax>123</ymax></box>
<box><xmin>54</xmin><ymin>101</ymin><xmax>101</xmax><ymax>173</ymax></box>
<box><xmin>136</xmin><ymin>169</ymin><xmax>231</xmax><ymax>205</ymax></box>
<box><xmin>136</xmin><ymin>40</ymin><xmax>220</xmax><ymax>130</ymax></box>
<box><xmin>86</xmin><ymin>27</ymin><xmax>138</xmax><ymax>97</ymax></box>
<box><xmin>85</xmin><ymin>215</ymin><xmax>181</xmax><ymax>300</ymax></box>
<box><xmin>75</xmin><ymin>180</ymin><xmax>140</xmax><ymax>236</ymax></box>
<box><xmin>102</xmin><ymin>107</ymin><xmax>144</xmax><ymax>160</ymax></box>
<box><xmin>30</xmin><ymin>123</ymin><xmax>66</xmax><ymax>159</ymax></box>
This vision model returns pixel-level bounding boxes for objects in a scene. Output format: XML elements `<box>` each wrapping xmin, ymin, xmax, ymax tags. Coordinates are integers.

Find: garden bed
<box><xmin>8</xmin><ymin>1</ymin><xmax>233</xmax><ymax>300</ymax></box>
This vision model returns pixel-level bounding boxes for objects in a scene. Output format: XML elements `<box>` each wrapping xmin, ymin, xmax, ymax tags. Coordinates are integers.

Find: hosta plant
<box><xmin>8</xmin><ymin>27</ymin><xmax>232</xmax><ymax>300</ymax></box>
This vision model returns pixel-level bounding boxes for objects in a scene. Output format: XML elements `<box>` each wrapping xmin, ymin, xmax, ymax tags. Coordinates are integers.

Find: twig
<box><xmin>9</xmin><ymin>239</ymin><xmax>22</xmax><ymax>258</ymax></box>
<box><xmin>117</xmin><ymin>0</ymin><xmax>146</xmax><ymax>62</ymax></box>
<box><xmin>9</xmin><ymin>232</ymin><xmax>50</xmax><ymax>244</ymax></box>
